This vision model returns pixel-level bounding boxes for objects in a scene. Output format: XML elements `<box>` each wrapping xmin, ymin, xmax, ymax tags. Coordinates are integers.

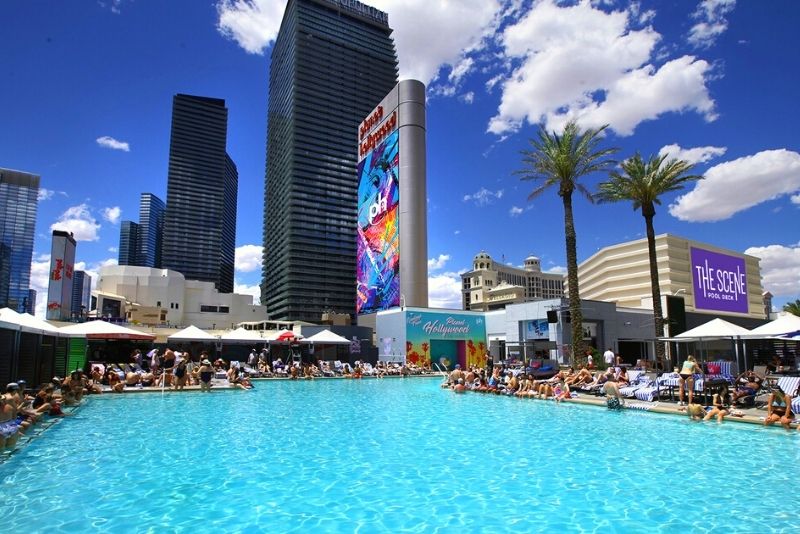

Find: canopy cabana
<box><xmin>662</xmin><ymin>318</ymin><xmax>750</xmax><ymax>371</ymax></box>
<box><xmin>167</xmin><ymin>325</ymin><xmax>217</xmax><ymax>342</ymax></box>
<box><xmin>301</xmin><ymin>329</ymin><xmax>350</xmax><ymax>345</ymax></box>
<box><xmin>59</xmin><ymin>320</ymin><xmax>155</xmax><ymax>340</ymax></box>
<box><xmin>220</xmin><ymin>327</ymin><xmax>267</xmax><ymax>343</ymax></box>
<box><xmin>266</xmin><ymin>329</ymin><xmax>301</xmax><ymax>342</ymax></box>
<box><xmin>744</xmin><ymin>314</ymin><xmax>800</xmax><ymax>338</ymax></box>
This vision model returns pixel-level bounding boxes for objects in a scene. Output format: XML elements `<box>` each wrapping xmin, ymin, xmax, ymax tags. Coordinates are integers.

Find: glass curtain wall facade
<box><xmin>118</xmin><ymin>220</ymin><xmax>140</xmax><ymax>266</ymax></box>
<box><xmin>71</xmin><ymin>270</ymin><xmax>91</xmax><ymax>317</ymax></box>
<box><xmin>162</xmin><ymin>94</ymin><xmax>237</xmax><ymax>293</ymax></box>
<box><xmin>262</xmin><ymin>0</ymin><xmax>398</xmax><ymax>321</ymax></box>
<box><xmin>0</xmin><ymin>168</ymin><xmax>39</xmax><ymax>313</ymax></box>
<box><xmin>138</xmin><ymin>193</ymin><xmax>165</xmax><ymax>267</ymax></box>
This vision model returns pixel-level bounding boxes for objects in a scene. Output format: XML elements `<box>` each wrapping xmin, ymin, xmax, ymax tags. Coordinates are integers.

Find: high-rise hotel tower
<box><xmin>262</xmin><ymin>0</ymin><xmax>398</xmax><ymax>321</ymax></box>
<box><xmin>162</xmin><ymin>94</ymin><xmax>237</xmax><ymax>293</ymax></box>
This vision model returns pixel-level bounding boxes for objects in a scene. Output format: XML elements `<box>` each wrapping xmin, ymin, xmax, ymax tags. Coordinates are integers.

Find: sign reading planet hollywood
<box><xmin>690</xmin><ymin>247</ymin><xmax>748</xmax><ymax>314</ymax></box>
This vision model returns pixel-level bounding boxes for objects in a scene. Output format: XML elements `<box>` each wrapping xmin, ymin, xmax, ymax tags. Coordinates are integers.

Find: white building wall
<box><xmin>95</xmin><ymin>265</ymin><xmax>266</xmax><ymax>329</ymax></box>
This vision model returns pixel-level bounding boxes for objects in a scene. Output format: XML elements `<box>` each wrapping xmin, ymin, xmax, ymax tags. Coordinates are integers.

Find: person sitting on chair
<box><xmin>730</xmin><ymin>370</ymin><xmax>763</xmax><ymax>406</ymax></box>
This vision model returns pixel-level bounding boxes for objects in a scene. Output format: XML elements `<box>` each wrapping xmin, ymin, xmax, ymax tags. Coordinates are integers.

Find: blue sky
<box><xmin>1</xmin><ymin>0</ymin><xmax>798</xmax><ymax>319</ymax></box>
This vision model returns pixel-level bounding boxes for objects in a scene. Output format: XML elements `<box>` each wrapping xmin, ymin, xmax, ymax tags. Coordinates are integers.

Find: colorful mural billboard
<box><xmin>356</xmin><ymin>129</ymin><xmax>400</xmax><ymax>315</ymax></box>
<box><xmin>405</xmin><ymin>310</ymin><xmax>487</xmax><ymax>369</ymax></box>
<box><xmin>690</xmin><ymin>247</ymin><xmax>748</xmax><ymax>314</ymax></box>
<box><xmin>525</xmin><ymin>319</ymin><xmax>550</xmax><ymax>340</ymax></box>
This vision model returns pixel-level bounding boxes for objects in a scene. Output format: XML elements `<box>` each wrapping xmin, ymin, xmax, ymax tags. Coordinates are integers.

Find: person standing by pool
<box><xmin>198</xmin><ymin>359</ymin><xmax>214</xmax><ymax>392</ymax></box>
<box><xmin>603</xmin><ymin>379</ymin><xmax>623</xmax><ymax>410</ymax></box>
<box><xmin>603</xmin><ymin>348</ymin><xmax>615</xmax><ymax>369</ymax></box>
<box><xmin>173</xmin><ymin>359</ymin><xmax>188</xmax><ymax>390</ymax></box>
<box><xmin>678</xmin><ymin>355</ymin><xmax>703</xmax><ymax>406</ymax></box>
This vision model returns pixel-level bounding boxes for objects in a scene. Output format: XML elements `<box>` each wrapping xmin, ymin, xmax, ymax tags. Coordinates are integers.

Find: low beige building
<box><xmin>461</xmin><ymin>252</ymin><xmax>565</xmax><ymax>311</ymax></box>
<box><xmin>573</xmin><ymin>234</ymin><xmax>766</xmax><ymax>321</ymax></box>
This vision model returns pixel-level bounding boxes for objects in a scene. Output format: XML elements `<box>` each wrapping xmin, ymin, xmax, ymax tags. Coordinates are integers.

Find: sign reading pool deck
<box><xmin>690</xmin><ymin>247</ymin><xmax>748</xmax><ymax>314</ymax></box>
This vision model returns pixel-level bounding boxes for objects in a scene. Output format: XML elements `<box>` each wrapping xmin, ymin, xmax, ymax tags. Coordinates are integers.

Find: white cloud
<box><xmin>460</xmin><ymin>91</ymin><xmax>475</xmax><ymax>104</ymax></box>
<box><xmin>454</xmin><ymin>230</ymin><xmax>461</xmax><ymax>235</ymax></box>
<box><xmin>792</xmin><ymin>194</ymin><xmax>800</xmax><ymax>206</ymax></box>
<box><xmin>658</xmin><ymin>143</ymin><xmax>727</xmax><ymax>165</ymax></box>
<box><xmin>669</xmin><ymin>149</ymin><xmax>800</xmax><ymax>222</ymax></box>
<box><xmin>38</xmin><ymin>188</ymin><xmax>55</xmax><ymax>201</ymax></box>
<box><xmin>488</xmin><ymin>0</ymin><xmax>716</xmax><ymax>137</ymax></box>
<box><xmin>509</xmin><ymin>206</ymin><xmax>524</xmax><ymax>217</ymax></box>
<box><xmin>744</xmin><ymin>242</ymin><xmax>800</xmax><ymax>297</ymax></box>
<box><xmin>102</xmin><ymin>206</ymin><xmax>121</xmax><ymax>224</ymax></box>
<box><xmin>463</xmin><ymin>187</ymin><xmax>504</xmax><ymax>206</ymax></box>
<box><xmin>548</xmin><ymin>265</ymin><xmax>568</xmax><ymax>275</ymax></box>
<box><xmin>216</xmin><ymin>0</ymin><xmax>285</xmax><ymax>54</ymax></box>
<box><xmin>234</xmin><ymin>281</ymin><xmax>262</xmax><ymax>305</ymax></box>
<box><xmin>96</xmin><ymin>135</ymin><xmax>130</xmax><ymax>152</ymax></box>
<box><xmin>30</xmin><ymin>253</ymin><xmax>51</xmax><ymax>319</ymax></box>
<box><xmin>215</xmin><ymin>0</ymin><xmax>503</xmax><ymax>86</ymax></box>
<box><xmin>427</xmin><ymin>254</ymin><xmax>450</xmax><ymax>271</ymax></box>
<box><xmin>428</xmin><ymin>271</ymin><xmax>464</xmax><ymax>309</ymax></box>
<box><xmin>108</xmin><ymin>246</ymin><xmax>118</xmax><ymax>253</ymax></box>
<box><xmin>98</xmin><ymin>0</ymin><xmax>125</xmax><ymax>14</ymax></box>
<box><xmin>688</xmin><ymin>0</ymin><xmax>736</xmax><ymax>48</ymax></box>
<box><xmin>50</xmin><ymin>204</ymin><xmax>101</xmax><ymax>241</ymax></box>
<box><xmin>235</xmin><ymin>244</ymin><xmax>263</xmax><ymax>272</ymax></box>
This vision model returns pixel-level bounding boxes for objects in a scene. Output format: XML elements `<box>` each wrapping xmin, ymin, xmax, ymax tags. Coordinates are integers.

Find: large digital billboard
<box><xmin>690</xmin><ymin>247</ymin><xmax>748</xmax><ymax>314</ymax></box>
<box><xmin>356</xmin><ymin>129</ymin><xmax>399</xmax><ymax>314</ymax></box>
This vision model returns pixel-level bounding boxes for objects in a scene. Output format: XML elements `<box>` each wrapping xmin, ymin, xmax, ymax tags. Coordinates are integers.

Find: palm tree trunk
<box><xmin>643</xmin><ymin>209</ymin><xmax>665</xmax><ymax>360</ymax></box>
<box><xmin>562</xmin><ymin>193</ymin><xmax>583</xmax><ymax>364</ymax></box>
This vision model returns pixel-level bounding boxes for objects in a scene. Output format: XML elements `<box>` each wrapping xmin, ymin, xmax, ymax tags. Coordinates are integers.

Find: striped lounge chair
<box><xmin>705</xmin><ymin>360</ymin><xmax>737</xmax><ymax>384</ymax></box>
<box><xmin>619</xmin><ymin>372</ymin><xmax>650</xmax><ymax>398</ymax></box>
<box><xmin>633</xmin><ymin>373</ymin><xmax>671</xmax><ymax>402</ymax></box>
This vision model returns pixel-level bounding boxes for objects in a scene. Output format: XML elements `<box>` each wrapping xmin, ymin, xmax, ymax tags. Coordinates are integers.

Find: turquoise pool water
<box><xmin>1</xmin><ymin>378</ymin><xmax>798</xmax><ymax>532</ymax></box>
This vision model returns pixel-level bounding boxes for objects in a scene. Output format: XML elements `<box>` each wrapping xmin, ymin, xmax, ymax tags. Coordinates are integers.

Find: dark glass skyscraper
<box><xmin>0</xmin><ymin>168</ymin><xmax>39</xmax><ymax>313</ymax></box>
<box><xmin>71</xmin><ymin>270</ymin><xmax>91</xmax><ymax>317</ymax></box>
<box><xmin>138</xmin><ymin>193</ymin><xmax>165</xmax><ymax>268</ymax></box>
<box><xmin>118</xmin><ymin>220</ymin><xmax>140</xmax><ymax>266</ymax></box>
<box><xmin>262</xmin><ymin>0</ymin><xmax>398</xmax><ymax>321</ymax></box>
<box><xmin>161</xmin><ymin>94</ymin><xmax>237</xmax><ymax>293</ymax></box>
<box><xmin>118</xmin><ymin>193</ymin><xmax>165</xmax><ymax>268</ymax></box>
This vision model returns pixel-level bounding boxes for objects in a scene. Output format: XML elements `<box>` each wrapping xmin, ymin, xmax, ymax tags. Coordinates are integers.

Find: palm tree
<box><xmin>784</xmin><ymin>299</ymin><xmax>800</xmax><ymax>317</ymax></box>
<box><xmin>596</xmin><ymin>153</ymin><xmax>702</xmax><ymax>360</ymax></box>
<box><xmin>516</xmin><ymin>120</ymin><xmax>618</xmax><ymax>363</ymax></box>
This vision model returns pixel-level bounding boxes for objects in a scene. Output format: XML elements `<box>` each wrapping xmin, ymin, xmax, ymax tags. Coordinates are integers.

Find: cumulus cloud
<box><xmin>234</xmin><ymin>281</ymin><xmax>262</xmax><ymax>305</ymax></box>
<box><xmin>96</xmin><ymin>135</ymin><xmax>130</xmax><ymax>152</ymax></box>
<box><xmin>792</xmin><ymin>194</ymin><xmax>800</xmax><ymax>206</ymax></box>
<box><xmin>463</xmin><ymin>188</ymin><xmax>504</xmax><ymax>206</ymax></box>
<box><xmin>460</xmin><ymin>92</ymin><xmax>475</xmax><ymax>104</ymax></box>
<box><xmin>102</xmin><ymin>206</ymin><xmax>121</xmax><ymax>224</ymax></box>
<box><xmin>427</xmin><ymin>254</ymin><xmax>450</xmax><ymax>271</ymax></box>
<box><xmin>428</xmin><ymin>271</ymin><xmax>464</xmax><ymax>309</ymax></box>
<box><xmin>548</xmin><ymin>265</ymin><xmax>568</xmax><ymax>275</ymax></box>
<box><xmin>235</xmin><ymin>244</ymin><xmax>263</xmax><ymax>272</ymax></box>
<box><xmin>108</xmin><ymin>246</ymin><xmax>118</xmax><ymax>253</ymax></box>
<box><xmin>215</xmin><ymin>0</ymin><xmax>503</xmax><ymax>86</ymax></box>
<box><xmin>658</xmin><ymin>143</ymin><xmax>727</xmax><ymax>165</ymax></box>
<box><xmin>488</xmin><ymin>0</ymin><xmax>716</xmax><ymax>136</ymax></box>
<box><xmin>744</xmin><ymin>242</ymin><xmax>800</xmax><ymax>297</ymax></box>
<box><xmin>38</xmin><ymin>188</ymin><xmax>54</xmax><ymax>201</ymax></box>
<box><xmin>669</xmin><ymin>149</ymin><xmax>800</xmax><ymax>222</ymax></box>
<box><xmin>688</xmin><ymin>0</ymin><xmax>736</xmax><ymax>48</ymax></box>
<box><xmin>50</xmin><ymin>204</ymin><xmax>101</xmax><ymax>241</ymax></box>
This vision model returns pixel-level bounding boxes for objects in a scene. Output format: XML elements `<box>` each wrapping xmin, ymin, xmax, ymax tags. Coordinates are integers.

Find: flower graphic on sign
<box><xmin>421</xmin><ymin>342</ymin><xmax>429</xmax><ymax>364</ymax></box>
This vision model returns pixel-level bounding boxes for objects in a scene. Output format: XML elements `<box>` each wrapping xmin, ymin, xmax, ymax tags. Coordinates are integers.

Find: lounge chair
<box><xmin>705</xmin><ymin>360</ymin><xmax>737</xmax><ymax>383</ymax></box>
<box><xmin>633</xmin><ymin>373</ymin><xmax>671</xmax><ymax>402</ymax></box>
<box><xmin>619</xmin><ymin>372</ymin><xmax>651</xmax><ymax>398</ymax></box>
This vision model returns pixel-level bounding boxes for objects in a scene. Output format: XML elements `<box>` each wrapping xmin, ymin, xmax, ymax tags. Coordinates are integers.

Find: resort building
<box><xmin>262</xmin><ymin>0</ymin><xmax>398</xmax><ymax>321</ymax></box>
<box><xmin>573</xmin><ymin>234</ymin><xmax>766</xmax><ymax>330</ymax></box>
<box><xmin>93</xmin><ymin>265</ymin><xmax>266</xmax><ymax>329</ymax></box>
<box><xmin>461</xmin><ymin>252</ymin><xmax>565</xmax><ymax>311</ymax></box>
<box><xmin>0</xmin><ymin>167</ymin><xmax>39</xmax><ymax>313</ymax></box>
<box><xmin>162</xmin><ymin>94</ymin><xmax>237</xmax><ymax>293</ymax></box>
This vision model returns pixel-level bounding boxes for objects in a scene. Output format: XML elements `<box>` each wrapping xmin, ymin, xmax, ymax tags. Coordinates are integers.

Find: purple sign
<box><xmin>690</xmin><ymin>248</ymin><xmax>748</xmax><ymax>314</ymax></box>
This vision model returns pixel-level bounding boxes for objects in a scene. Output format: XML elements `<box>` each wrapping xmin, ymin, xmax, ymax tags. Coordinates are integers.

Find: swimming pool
<box><xmin>1</xmin><ymin>378</ymin><xmax>798</xmax><ymax>532</ymax></box>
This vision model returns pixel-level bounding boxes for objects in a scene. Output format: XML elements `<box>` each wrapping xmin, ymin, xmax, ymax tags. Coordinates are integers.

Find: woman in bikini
<box><xmin>198</xmin><ymin>360</ymin><xmax>214</xmax><ymax>392</ymax></box>
<box><xmin>703</xmin><ymin>386</ymin><xmax>730</xmax><ymax>423</ymax></box>
<box><xmin>764</xmin><ymin>387</ymin><xmax>793</xmax><ymax>429</ymax></box>
<box><xmin>678</xmin><ymin>355</ymin><xmax>703</xmax><ymax>406</ymax></box>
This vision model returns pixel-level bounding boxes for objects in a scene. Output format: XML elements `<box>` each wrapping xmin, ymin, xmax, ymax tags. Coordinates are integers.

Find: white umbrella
<box><xmin>744</xmin><ymin>314</ymin><xmax>800</xmax><ymax>338</ymax></box>
<box><xmin>220</xmin><ymin>327</ymin><xmax>267</xmax><ymax>343</ymax></box>
<box><xmin>167</xmin><ymin>325</ymin><xmax>218</xmax><ymax>342</ymax></box>
<box><xmin>60</xmin><ymin>320</ymin><xmax>156</xmax><ymax>340</ymax></box>
<box><xmin>300</xmin><ymin>329</ymin><xmax>351</xmax><ymax>345</ymax></box>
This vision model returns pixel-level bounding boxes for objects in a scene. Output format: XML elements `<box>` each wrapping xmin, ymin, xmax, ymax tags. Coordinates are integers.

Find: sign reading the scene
<box><xmin>356</xmin><ymin>129</ymin><xmax>399</xmax><ymax>315</ymax></box>
<box><xmin>690</xmin><ymin>247</ymin><xmax>748</xmax><ymax>314</ymax></box>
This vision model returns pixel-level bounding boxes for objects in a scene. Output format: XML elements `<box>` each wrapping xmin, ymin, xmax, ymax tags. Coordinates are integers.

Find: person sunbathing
<box><xmin>515</xmin><ymin>375</ymin><xmax>530</xmax><ymax>397</ymax></box>
<box><xmin>730</xmin><ymin>371</ymin><xmax>763</xmax><ymax>406</ymax></box>
<box><xmin>566</xmin><ymin>366</ymin><xmax>592</xmax><ymax>386</ymax></box>
<box><xmin>764</xmin><ymin>388</ymin><xmax>793</xmax><ymax>430</ymax></box>
<box><xmin>703</xmin><ymin>388</ymin><xmax>730</xmax><ymax>423</ymax></box>
<box><xmin>615</xmin><ymin>367</ymin><xmax>630</xmax><ymax>387</ymax></box>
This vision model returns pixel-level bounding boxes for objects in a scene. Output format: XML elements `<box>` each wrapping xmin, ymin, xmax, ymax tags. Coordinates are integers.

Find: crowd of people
<box><xmin>442</xmin><ymin>358</ymin><xmax>798</xmax><ymax>431</ymax></box>
<box><xmin>1</xmin><ymin>371</ymin><xmax>92</xmax><ymax>451</ymax></box>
